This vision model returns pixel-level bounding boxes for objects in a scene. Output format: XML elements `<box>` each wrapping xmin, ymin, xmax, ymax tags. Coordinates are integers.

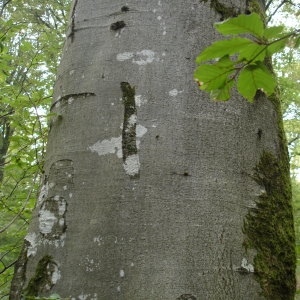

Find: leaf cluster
<box><xmin>194</xmin><ymin>13</ymin><xmax>299</xmax><ymax>101</ymax></box>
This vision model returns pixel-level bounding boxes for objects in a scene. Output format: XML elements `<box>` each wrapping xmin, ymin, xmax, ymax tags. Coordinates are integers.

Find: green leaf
<box><xmin>263</xmin><ymin>25</ymin><xmax>284</xmax><ymax>40</ymax></box>
<box><xmin>238</xmin><ymin>43</ymin><xmax>266</xmax><ymax>61</ymax></box>
<box><xmin>196</xmin><ymin>37</ymin><xmax>257</xmax><ymax>64</ymax></box>
<box><xmin>237</xmin><ymin>62</ymin><xmax>276</xmax><ymax>101</ymax></box>
<box><xmin>210</xmin><ymin>80</ymin><xmax>234</xmax><ymax>101</ymax></box>
<box><xmin>194</xmin><ymin>56</ymin><xmax>234</xmax><ymax>91</ymax></box>
<box><xmin>266</xmin><ymin>39</ymin><xmax>287</xmax><ymax>56</ymax></box>
<box><xmin>215</xmin><ymin>13</ymin><xmax>265</xmax><ymax>38</ymax></box>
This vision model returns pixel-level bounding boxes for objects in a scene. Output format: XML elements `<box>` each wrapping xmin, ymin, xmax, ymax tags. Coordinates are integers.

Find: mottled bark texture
<box><xmin>10</xmin><ymin>0</ymin><xmax>295</xmax><ymax>299</ymax></box>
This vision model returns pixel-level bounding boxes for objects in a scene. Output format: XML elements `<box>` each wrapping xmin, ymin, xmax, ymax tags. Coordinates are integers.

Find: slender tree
<box><xmin>10</xmin><ymin>0</ymin><xmax>296</xmax><ymax>299</ymax></box>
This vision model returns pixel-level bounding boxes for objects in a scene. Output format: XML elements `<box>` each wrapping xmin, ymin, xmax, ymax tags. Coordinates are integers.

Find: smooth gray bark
<box><xmin>10</xmin><ymin>0</ymin><xmax>294</xmax><ymax>299</ymax></box>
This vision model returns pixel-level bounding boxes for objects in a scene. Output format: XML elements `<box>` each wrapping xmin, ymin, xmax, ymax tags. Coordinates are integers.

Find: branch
<box><xmin>288</xmin><ymin>135</ymin><xmax>300</xmax><ymax>145</ymax></box>
<box><xmin>0</xmin><ymin>171</ymin><xmax>38</xmax><ymax>233</ymax></box>
<box><xmin>267</xmin><ymin>0</ymin><xmax>289</xmax><ymax>23</ymax></box>
<box><xmin>0</xmin><ymin>0</ymin><xmax>13</xmax><ymax>18</ymax></box>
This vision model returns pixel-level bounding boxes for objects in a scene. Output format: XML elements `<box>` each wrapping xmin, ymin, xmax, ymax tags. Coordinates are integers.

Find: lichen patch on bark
<box><xmin>117</xmin><ymin>50</ymin><xmax>159</xmax><ymax>65</ymax></box>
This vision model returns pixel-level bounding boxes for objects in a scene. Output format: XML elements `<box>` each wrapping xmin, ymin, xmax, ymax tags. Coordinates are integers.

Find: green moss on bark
<box><xmin>243</xmin><ymin>151</ymin><xmax>296</xmax><ymax>299</ymax></box>
<box><xmin>201</xmin><ymin>0</ymin><xmax>240</xmax><ymax>20</ymax></box>
<box><xmin>246</xmin><ymin>0</ymin><xmax>266</xmax><ymax>19</ymax></box>
<box><xmin>120</xmin><ymin>82</ymin><xmax>137</xmax><ymax>161</ymax></box>
<box><xmin>23</xmin><ymin>255</ymin><xmax>57</xmax><ymax>297</ymax></box>
<box><xmin>242</xmin><ymin>50</ymin><xmax>296</xmax><ymax>296</ymax></box>
<box><xmin>243</xmin><ymin>88</ymin><xmax>296</xmax><ymax>298</ymax></box>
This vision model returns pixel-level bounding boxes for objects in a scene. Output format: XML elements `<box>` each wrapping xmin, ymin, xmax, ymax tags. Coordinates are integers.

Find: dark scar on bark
<box><xmin>110</xmin><ymin>21</ymin><xmax>126</xmax><ymax>31</ymax></box>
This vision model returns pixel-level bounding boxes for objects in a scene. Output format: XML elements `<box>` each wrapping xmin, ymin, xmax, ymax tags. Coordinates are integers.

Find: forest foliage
<box><xmin>0</xmin><ymin>0</ymin><xmax>299</xmax><ymax>299</ymax></box>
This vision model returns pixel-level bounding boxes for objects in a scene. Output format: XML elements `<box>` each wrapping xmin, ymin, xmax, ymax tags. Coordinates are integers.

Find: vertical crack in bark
<box><xmin>120</xmin><ymin>82</ymin><xmax>139</xmax><ymax>178</ymax></box>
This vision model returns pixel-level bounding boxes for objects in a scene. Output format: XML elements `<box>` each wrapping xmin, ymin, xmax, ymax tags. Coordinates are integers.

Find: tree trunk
<box><xmin>10</xmin><ymin>0</ymin><xmax>296</xmax><ymax>299</ymax></box>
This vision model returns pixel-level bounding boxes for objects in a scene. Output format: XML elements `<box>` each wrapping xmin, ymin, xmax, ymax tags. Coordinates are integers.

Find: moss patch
<box><xmin>201</xmin><ymin>0</ymin><xmax>240</xmax><ymax>20</ymax></box>
<box><xmin>120</xmin><ymin>82</ymin><xmax>137</xmax><ymax>161</ymax></box>
<box><xmin>246</xmin><ymin>0</ymin><xmax>266</xmax><ymax>19</ymax></box>
<box><xmin>243</xmin><ymin>151</ymin><xmax>296</xmax><ymax>299</ymax></box>
<box><xmin>23</xmin><ymin>255</ymin><xmax>57</xmax><ymax>297</ymax></box>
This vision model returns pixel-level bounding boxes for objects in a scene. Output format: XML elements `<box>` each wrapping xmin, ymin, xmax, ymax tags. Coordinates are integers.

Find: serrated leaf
<box><xmin>210</xmin><ymin>80</ymin><xmax>234</xmax><ymax>101</ymax></box>
<box><xmin>215</xmin><ymin>13</ymin><xmax>265</xmax><ymax>38</ymax></box>
<box><xmin>266</xmin><ymin>39</ymin><xmax>287</xmax><ymax>56</ymax></box>
<box><xmin>264</xmin><ymin>25</ymin><xmax>284</xmax><ymax>39</ymax></box>
<box><xmin>238</xmin><ymin>43</ymin><xmax>266</xmax><ymax>61</ymax></box>
<box><xmin>194</xmin><ymin>57</ymin><xmax>234</xmax><ymax>91</ymax></box>
<box><xmin>196</xmin><ymin>37</ymin><xmax>257</xmax><ymax>63</ymax></box>
<box><xmin>237</xmin><ymin>62</ymin><xmax>276</xmax><ymax>101</ymax></box>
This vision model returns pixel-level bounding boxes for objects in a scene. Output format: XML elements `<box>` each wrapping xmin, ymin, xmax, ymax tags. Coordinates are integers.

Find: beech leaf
<box><xmin>237</xmin><ymin>63</ymin><xmax>276</xmax><ymax>101</ymax></box>
<box><xmin>215</xmin><ymin>13</ymin><xmax>265</xmax><ymax>38</ymax></box>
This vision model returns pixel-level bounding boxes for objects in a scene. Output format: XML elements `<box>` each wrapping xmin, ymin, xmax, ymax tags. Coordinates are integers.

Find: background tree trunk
<box><xmin>10</xmin><ymin>0</ymin><xmax>296</xmax><ymax>299</ymax></box>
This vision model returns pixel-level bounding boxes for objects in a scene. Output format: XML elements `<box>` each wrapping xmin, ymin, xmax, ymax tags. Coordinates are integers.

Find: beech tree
<box><xmin>9</xmin><ymin>0</ymin><xmax>296</xmax><ymax>299</ymax></box>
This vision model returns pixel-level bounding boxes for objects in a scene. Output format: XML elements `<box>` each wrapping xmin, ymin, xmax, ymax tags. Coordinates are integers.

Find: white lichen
<box><xmin>68</xmin><ymin>97</ymin><xmax>74</xmax><ymax>105</ymax></box>
<box><xmin>89</xmin><ymin>136</ymin><xmax>122</xmax><ymax>158</ymax></box>
<box><xmin>89</xmin><ymin>125</ymin><xmax>147</xmax><ymax>160</ymax></box>
<box><xmin>93</xmin><ymin>236</ymin><xmax>103</xmax><ymax>246</ymax></box>
<box><xmin>59</xmin><ymin>218</ymin><xmax>65</xmax><ymax>226</ymax></box>
<box><xmin>37</xmin><ymin>182</ymin><xmax>49</xmax><ymax>205</ymax></box>
<box><xmin>58</xmin><ymin>200</ymin><xmax>67</xmax><ymax>216</ymax></box>
<box><xmin>25</xmin><ymin>232</ymin><xmax>38</xmax><ymax>257</ymax></box>
<box><xmin>49</xmin><ymin>182</ymin><xmax>55</xmax><ymax>189</ymax></box>
<box><xmin>241</xmin><ymin>258</ymin><xmax>254</xmax><ymax>272</ymax></box>
<box><xmin>39</xmin><ymin>210</ymin><xmax>57</xmax><ymax>234</ymax></box>
<box><xmin>133</xmin><ymin>50</ymin><xmax>157</xmax><ymax>65</ymax></box>
<box><xmin>116</xmin><ymin>52</ymin><xmax>134</xmax><ymax>61</ymax></box>
<box><xmin>127</xmin><ymin>114</ymin><xmax>137</xmax><ymax>126</ymax></box>
<box><xmin>169</xmin><ymin>89</ymin><xmax>183</xmax><ymax>97</ymax></box>
<box><xmin>135</xmin><ymin>95</ymin><xmax>148</xmax><ymax>107</ymax></box>
<box><xmin>123</xmin><ymin>154</ymin><xmax>140</xmax><ymax>176</ymax></box>
<box><xmin>51</xmin><ymin>264</ymin><xmax>61</xmax><ymax>284</ymax></box>
<box><xmin>117</xmin><ymin>50</ymin><xmax>159</xmax><ymax>65</ymax></box>
<box><xmin>137</xmin><ymin>125</ymin><xmax>148</xmax><ymax>138</ymax></box>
